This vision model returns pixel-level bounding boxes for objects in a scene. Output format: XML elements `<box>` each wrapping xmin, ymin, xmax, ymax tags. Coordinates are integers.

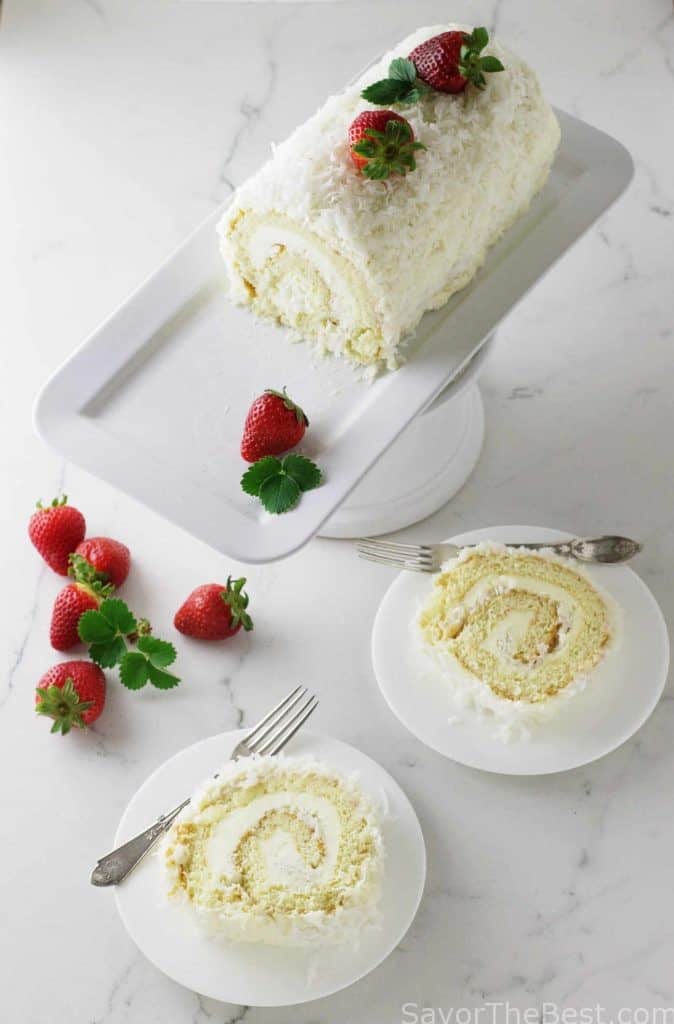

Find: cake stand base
<box><xmin>319</xmin><ymin>384</ymin><xmax>485</xmax><ymax>539</ymax></box>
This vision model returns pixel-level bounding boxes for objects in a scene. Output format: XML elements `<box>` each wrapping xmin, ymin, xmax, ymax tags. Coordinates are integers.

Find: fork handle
<box><xmin>434</xmin><ymin>540</ymin><xmax>574</xmax><ymax>565</ymax></box>
<box><xmin>90</xmin><ymin>798</ymin><xmax>189</xmax><ymax>887</ymax></box>
<box><xmin>514</xmin><ymin>541</ymin><xmax>572</xmax><ymax>555</ymax></box>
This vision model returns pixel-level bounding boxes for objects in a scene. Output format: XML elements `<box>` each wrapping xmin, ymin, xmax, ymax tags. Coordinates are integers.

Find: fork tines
<box><xmin>356</xmin><ymin>537</ymin><xmax>435</xmax><ymax>572</ymax></box>
<box><xmin>245</xmin><ymin>686</ymin><xmax>319</xmax><ymax>757</ymax></box>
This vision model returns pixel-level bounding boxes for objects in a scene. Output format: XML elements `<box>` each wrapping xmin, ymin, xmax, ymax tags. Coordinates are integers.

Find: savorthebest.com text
<box><xmin>401</xmin><ymin>1003</ymin><xmax>674</xmax><ymax>1024</ymax></box>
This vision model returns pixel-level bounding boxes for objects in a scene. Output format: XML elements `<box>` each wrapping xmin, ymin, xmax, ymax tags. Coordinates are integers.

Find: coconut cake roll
<box><xmin>417</xmin><ymin>543</ymin><xmax>617</xmax><ymax>740</ymax></box>
<box><xmin>159</xmin><ymin>755</ymin><xmax>384</xmax><ymax>947</ymax></box>
<box><xmin>218</xmin><ymin>24</ymin><xmax>560</xmax><ymax>370</ymax></box>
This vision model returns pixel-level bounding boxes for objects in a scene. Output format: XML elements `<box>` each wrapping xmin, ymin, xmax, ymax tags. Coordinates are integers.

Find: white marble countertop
<box><xmin>2</xmin><ymin>1</ymin><xmax>674</xmax><ymax>1021</ymax></box>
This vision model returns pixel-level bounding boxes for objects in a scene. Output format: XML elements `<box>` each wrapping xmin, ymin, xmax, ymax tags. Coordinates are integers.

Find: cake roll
<box><xmin>219</xmin><ymin>24</ymin><xmax>561</xmax><ymax>370</ymax></box>
<box><xmin>418</xmin><ymin>544</ymin><xmax>616</xmax><ymax>739</ymax></box>
<box><xmin>159</xmin><ymin>755</ymin><xmax>384</xmax><ymax>947</ymax></box>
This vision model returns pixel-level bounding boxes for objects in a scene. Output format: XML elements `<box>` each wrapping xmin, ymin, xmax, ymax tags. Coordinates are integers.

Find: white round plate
<box><xmin>372</xmin><ymin>526</ymin><xmax>669</xmax><ymax>775</ymax></box>
<box><xmin>113</xmin><ymin>730</ymin><xmax>426</xmax><ymax>1006</ymax></box>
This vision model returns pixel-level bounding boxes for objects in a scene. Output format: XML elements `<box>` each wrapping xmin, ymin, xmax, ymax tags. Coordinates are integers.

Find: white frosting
<box><xmin>219</xmin><ymin>24</ymin><xmax>560</xmax><ymax>368</ymax></box>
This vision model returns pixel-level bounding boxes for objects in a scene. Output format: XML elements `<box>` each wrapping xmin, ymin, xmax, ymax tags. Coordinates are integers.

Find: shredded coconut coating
<box><xmin>219</xmin><ymin>24</ymin><xmax>560</xmax><ymax>369</ymax></box>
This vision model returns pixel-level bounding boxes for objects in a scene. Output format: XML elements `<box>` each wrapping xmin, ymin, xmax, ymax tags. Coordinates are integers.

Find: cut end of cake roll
<box><xmin>159</xmin><ymin>754</ymin><xmax>384</xmax><ymax>947</ymax></box>
<box><xmin>417</xmin><ymin>543</ymin><xmax>617</xmax><ymax>741</ymax></box>
<box><xmin>221</xmin><ymin>209</ymin><xmax>385</xmax><ymax>367</ymax></box>
<box><xmin>218</xmin><ymin>24</ymin><xmax>561</xmax><ymax>370</ymax></box>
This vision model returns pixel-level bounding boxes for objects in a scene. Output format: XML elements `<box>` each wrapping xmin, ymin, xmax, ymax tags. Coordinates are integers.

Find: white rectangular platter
<box><xmin>35</xmin><ymin>111</ymin><xmax>633</xmax><ymax>563</ymax></box>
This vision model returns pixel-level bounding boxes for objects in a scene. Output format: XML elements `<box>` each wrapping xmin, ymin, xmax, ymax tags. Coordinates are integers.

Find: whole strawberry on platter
<box><xmin>174</xmin><ymin>579</ymin><xmax>253</xmax><ymax>641</ymax></box>
<box><xmin>72</xmin><ymin>537</ymin><xmax>131</xmax><ymax>588</ymax></box>
<box><xmin>348</xmin><ymin>109</ymin><xmax>425</xmax><ymax>180</ymax></box>
<box><xmin>241</xmin><ymin>387</ymin><xmax>309</xmax><ymax>463</ymax></box>
<box><xmin>240</xmin><ymin>388</ymin><xmax>323</xmax><ymax>514</ymax></box>
<box><xmin>35</xmin><ymin>661</ymin><xmax>106</xmax><ymax>735</ymax></box>
<box><xmin>361</xmin><ymin>26</ymin><xmax>504</xmax><ymax>105</ymax></box>
<box><xmin>28</xmin><ymin>495</ymin><xmax>86</xmax><ymax>575</ymax></box>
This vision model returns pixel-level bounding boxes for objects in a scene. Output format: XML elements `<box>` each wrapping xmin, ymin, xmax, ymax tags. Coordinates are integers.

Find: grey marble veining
<box><xmin>1</xmin><ymin>1</ymin><xmax>673</xmax><ymax>1021</ymax></box>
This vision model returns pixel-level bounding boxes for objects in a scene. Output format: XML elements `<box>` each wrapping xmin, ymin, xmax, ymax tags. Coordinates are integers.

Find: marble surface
<box><xmin>2</xmin><ymin>1</ymin><xmax>674</xmax><ymax>1021</ymax></box>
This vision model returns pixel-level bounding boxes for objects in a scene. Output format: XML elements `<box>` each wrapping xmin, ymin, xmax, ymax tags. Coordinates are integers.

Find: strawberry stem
<box><xmin>36</xmin><ymin>495</ymin><xmax>69</xmax><ymax>510</ymax></box>
<box><xmin>35</xmin><ymin>678</ymin><xmax>93</xmax><ymax>735</ymax></box>
<box><xmin>68</xmin><ymin>553</ymin><xmax>114</xmax><ymax>598</ymax></box>
<box><xmin>459</xmin><ymin>27</ymin><xmax>504</xmax><ymax>89</ymax></box>
<box><xmin>352</xmin><ymin>120</ymin><xmax>426</xmax><ymax>180</ymax></box>
<box><xmin>221</xmin><ymin>576</ymin><xmax>254</xmax><ymax>632</ymax></box>
<box><xmin>265</xmin><ymin>387</ymin><xmax>309</xmax><ymax>427</ymax></box>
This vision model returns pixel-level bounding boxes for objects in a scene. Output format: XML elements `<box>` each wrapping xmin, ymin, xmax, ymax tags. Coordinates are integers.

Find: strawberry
<box><xmin>50</xmin><ymin>583</ymin><xmax>102</xmax><ymax>651</ymax></box>
<box><xmin>35</xmin><ymin>660</ymin><xmax>106</xmax><ymax>734</ymax></box>
<box><xmin>73</xmin><ymin>537</ymin><xmax>131</xmax><ymax>588</ymax></box>
<box><xmin>348</xmin><ymin>110</ymin><xmax>425</xmax><ymax>180</ymax></box>
<box><xmin>50</xmin><ymin>557</ymin><xmax>113</xmax><ymax>651</ymax></box>
<box><xmin>409</xmin><ymin>27</ymin><xmax>504</xmax><ymax>94</ymax></box>
<box><xmin>174</xmin><ymin>579</ymin><xmax>253</xmax><ymax>641</ymax></box>
<box><xmin>28</xmin><ymin>495</ymin><xmax>86</xmax><ymax>575</ymax></box>
<box><xmin>361</xmin><ymin>28</ymin><xmax>504</xmax><ymax>106</ymax></box>
<box><xmin>241</xmin><ymin>388</ymin><xmax>308</xmax><ymax>463</ymax></box>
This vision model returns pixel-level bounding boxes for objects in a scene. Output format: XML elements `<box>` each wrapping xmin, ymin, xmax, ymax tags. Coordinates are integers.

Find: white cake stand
<box><xmin>319</xmin><ymin>336</ymin><xmax>494</xmax><ymax>538</ymax></box>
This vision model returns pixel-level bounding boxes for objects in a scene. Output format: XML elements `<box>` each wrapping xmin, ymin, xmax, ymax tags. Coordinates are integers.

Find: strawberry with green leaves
<box><xmin>50</xmin><ymin>559</ymin><xmax>113</xmax><ymax>651</ymax></box>
<box><xmin>348</xmin><ymin>109</ymin><xmax>424</xmax><ymax>180</ymax></box>
<box><xmin>241</xmin><ymin>388</ymin><xmax>309</xmax><ymax>463</ymax></box>
<box><xmin>72</xmin><ymin>537</ymin><xmax>131</xmax><ymax>588</ymax></box>
<box><xmin>362</xmin><ymin>27</ymin><xmax>504</xmax><ymax>104</ymax></box>
<box><xmin>35</xmin><ymin>661</ymin><xmax>106</xmax><ymax>735</ymax></box>
<box><xmin>241</xmin><ymin>453</ymin><xmax>322</xmax><ymax>514</ymax></box>
<box><xmin>410</xmin><ymin>27</ymin><xmax>504</xmax><ymax>93</ymax></box>
<box><xmin>28</xmin><ymin>495</ymin><xmax>86</xmax><ymax>575</ymax></box>
<box><xmin>174</xmin><ymin>578</ymin><xmax>254</xmax><ymax>641</ymax></box>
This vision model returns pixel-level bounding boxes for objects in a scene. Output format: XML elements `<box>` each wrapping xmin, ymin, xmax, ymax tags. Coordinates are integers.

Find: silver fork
<box><xmin>90</xmin><ymin>685</ymin><xmax>318</xmax><ymax>887</ymax></box>
<box><xmin>357</xmin><ymin>535</ymin><xmax>642</xmax><ymax>573</ymax></box>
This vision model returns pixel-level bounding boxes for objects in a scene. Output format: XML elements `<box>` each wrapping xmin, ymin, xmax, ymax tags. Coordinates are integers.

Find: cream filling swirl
<box><xmin>159</xmin><ymin>756</ymin><xmax>384</xmax><ymax>947</ymax></box>
<box><xmin>418</xmin><ymin>544</ymin><xmax>618</xmax><ymax>739</ymax></box>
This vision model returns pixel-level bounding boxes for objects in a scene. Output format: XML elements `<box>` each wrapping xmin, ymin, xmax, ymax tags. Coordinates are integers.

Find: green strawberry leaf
<box><xmin>282</xmin><ymin>454</ymin><xmax>322</xmax><ymax>492</ymax></box>
<box><xmin>137</xmin><ymin>635</ymin><xmax>177</xmax><ymax>668</ymax></box>
<box><xmin>470</xmin><ymin>26</ymin><xmax>489</xmax><ymax>51</ymax></box>
<box><xmin>480</xmin><ymin>55</ymin><xmax>504</xmax><ymax>72</ymax></box>
<box><xmin>353</xmin><ymin>141</ymin><xmax>377</xmax><ymax>157</ymax></box>
<box><xmin>78</xmin><ymin>595</ymin><xmax>179</xmax><ymax>692</ymax></box>
<box><xmin>119</xmin><ymin>652</ymin><xmax>150</xmax><ymax>690</ymax></box>
<box><xmin>389</xmin><ymin>57</ymin><xmax>417</xmax><ymax>84</ymax></box>
<box><xmin>88</xmin><ymin>635</ymin><xmax>127</xmax><ymax>669</ymax></box>
<box><xmin>77</xmin><ymin>609</ymin><xmax>117</xmax><ymax>644</ymax></box>
<box><xmin>259</xmin><ymin>474</ymin><xmax>301</xmax><ymax>514</ymax></box>
<box><xmin>241</xmin><ymin>456</ymin><xmax>283</xmax><ymax>497</ymax></box>
<box><xmin>79</xmin><ymin>598</ymin><xmax>139</xmax><ymax>668</ymax></box>
<box><xmin>361</xmin><ymin>79</ymin><xmax>410</xmax><ymax>105</ymax></box>
<box><xmin>361</xmin><ymin>57</ymin><xmax>429</xmax><ymax>108</ymax></box>
<box><xmin>99</xmin><ymin>598</ymin><xmax>137</xmax><ymax>635</ymax></box>
<box><xmin>147</xmin><ymin>663</ymin><xmax>181</xmax><ymax>690</ymax></box>
<box><xmin>398</xmin><ymin>86</ymin><xmax>428</xmax><ymax>106</ymax></box>
<box><xmin>242</xmin><ymin>455</ymin><xmax>322</xmax><ymax>514</ymax></box>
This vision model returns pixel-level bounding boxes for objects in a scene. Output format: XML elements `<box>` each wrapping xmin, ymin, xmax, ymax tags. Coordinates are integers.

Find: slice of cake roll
<box><xmin>159</xmin><ymin>755</ymin><xmax>384</xmax><ymax>947</ymax></box>
<box><xmin>418</xmin><ymin>544</ymin><xmax>617</xmax><ymax>740</ymax></box>
<box><xmin>219</xmin><ymin>24</ymin><xmax>560</xmax><ymax>370</ymax></box>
